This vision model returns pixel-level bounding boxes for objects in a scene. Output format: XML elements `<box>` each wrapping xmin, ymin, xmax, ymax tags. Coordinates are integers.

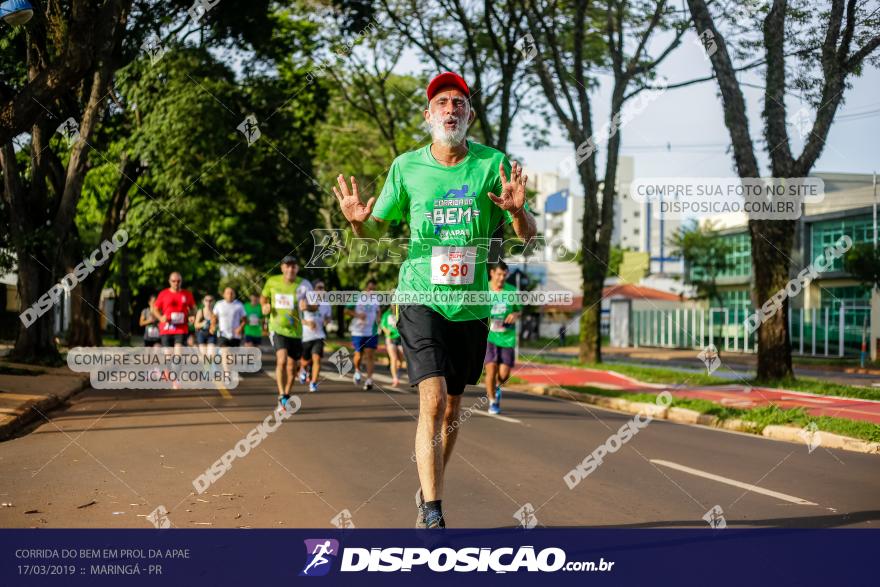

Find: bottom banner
<box><xmin>2</xmin><ymin>528</ymin><xmax>876</xmax><ymax>586</ymax></box>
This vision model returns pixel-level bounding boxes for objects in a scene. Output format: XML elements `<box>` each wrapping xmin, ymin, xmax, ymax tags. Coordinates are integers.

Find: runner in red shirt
<box><xmin>152</xmin><ymin>272</ymin><xmax>197</xmax><ymax>348</ymax></box>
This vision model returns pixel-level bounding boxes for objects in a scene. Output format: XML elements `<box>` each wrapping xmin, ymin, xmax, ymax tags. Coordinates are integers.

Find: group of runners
<box><xmin>138</xmin><ymin>71</ymin><xmax>536</xmax><ymax>529</ymax></box>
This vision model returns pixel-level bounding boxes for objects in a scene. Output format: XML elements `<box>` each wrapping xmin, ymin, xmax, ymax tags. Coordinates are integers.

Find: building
<box><xmin>689</xmin><ymin>172</ymin><xmax>878</xmax><ymax>358</ymax></box>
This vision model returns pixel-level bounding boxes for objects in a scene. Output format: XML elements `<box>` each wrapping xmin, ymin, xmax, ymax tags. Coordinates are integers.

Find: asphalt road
<box><xmin>0</xmin><ymin>356</ymin><xmax>878</xmax><ymax>529</ymax></box>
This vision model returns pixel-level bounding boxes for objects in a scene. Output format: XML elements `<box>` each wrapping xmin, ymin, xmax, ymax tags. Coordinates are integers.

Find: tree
<box><xmin>0</xmin><ymin>1</ymin><xmax>335</xmax><ymax>361</ymax></box>
<box><xmin>0</xmin><ymin>0</ymin><xmax>132</xmax><ymax>362</ymax></box>
<box><xmin>685</xmin><ymin>0</ymin><xmax>880</xmax><ymax>380</ymax></box>
<box><xmin>379</xmin><ymin>0</ymin><xmax>539</xmax><ymax>152</ymax></box>
<box><xmin>521</xmin><ymin>0</ymin><xmax>687</xmax><ymax>362</ymax></box>
<box><xmin>843</xmin><ymin>243</ymin><xmax>880</xmax><ymax>289</ymax></box>
<box><xmin>670</xmin><ymin>220</ymin><xmax>733</xmax><ymax>307</ymax></box>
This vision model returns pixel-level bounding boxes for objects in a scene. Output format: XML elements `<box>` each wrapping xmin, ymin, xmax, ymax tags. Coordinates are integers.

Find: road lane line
<box><xmin>650</xmin><ymin>459</ymin><xmax>818</xmax><ymax>506</ymax></box>
<box><xmin>214</xmin><ymin>382</ymin><xmax>233</xmax><ymax>399</ymax></box>
<box><xmin>470</xmin><ymin>410</ymin><xmax>522</xmax><ymax>424</ymax></box>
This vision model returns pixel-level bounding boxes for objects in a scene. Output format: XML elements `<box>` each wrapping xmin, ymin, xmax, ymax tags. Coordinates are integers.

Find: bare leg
<box><xmin>274</xmin><ymin>349</ymin><xmax>288</xmax><ymax>396</ymax></box>
<box><xmin>415</xmin><ymin>376</ymin><xmax>446</xmax><ymax>501</ymax></box>
<box><xmin>387</xmin><ymin>339</ymin><xmax>398</xmax><ymax>381</ymax></box>
<box><xmin>441</xmin><ymin>394</ymin><xmax>462</xmax><ymax>467</ymax></box>
<box><xmin>498</xmin><ymin>363</ymin><xmax>511</xmax><ymax>385</ymax></box>
<box><xmin>284</xmin><ymin>356</ymin><xmax>296</xmax><ymax>394</ymax></box>
<box><xmin>353</xmin><ymin>349</ymin><xmax>362</xmax><ymax>374</ymax></box>
<box><xmin>310</xmin><ymin>353</ymin><xmax>321</xmax><ymax>383</ymax></box>
<box><xmin>365</xmin><ymin>348</ymin><xmax>375</xmax><ymax>378</ymax></box>
<box><xmin>485</xmin><ymin>362</ymin><xmax>498</xmax><ymax>402</ymax></box>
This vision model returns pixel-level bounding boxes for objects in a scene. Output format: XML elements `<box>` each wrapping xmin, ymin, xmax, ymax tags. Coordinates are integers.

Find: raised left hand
<box><xmin>488</xmin><ymin>161</ymin><xmax>527</xmax><ymax>214</ymax></box>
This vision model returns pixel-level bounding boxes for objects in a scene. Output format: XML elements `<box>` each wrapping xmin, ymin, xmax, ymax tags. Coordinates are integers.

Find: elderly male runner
<box><xmin>333</xmin><ymin>72</ymin><xmax>536</xmax><ymax>528</ymax></box>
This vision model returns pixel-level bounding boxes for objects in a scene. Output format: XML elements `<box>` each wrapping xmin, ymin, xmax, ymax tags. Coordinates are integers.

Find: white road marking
<box><xmin>650</xmin><ymin>459</ymin><xmax>818</xmax><ymax>506</ymax></box>
<box><xmin>471</xmin><ymin>410</ymin><xmax>522</xmax><ymax>424</ymax></box>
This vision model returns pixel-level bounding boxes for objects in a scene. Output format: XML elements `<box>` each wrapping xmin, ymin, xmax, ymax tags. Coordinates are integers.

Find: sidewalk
<box><xmin>511</xmin><ymin>362</ymin><xmax>880</xmax><ymax>425</ymax></box>
<box><xmin>0</xmin><ymin>361</ymin><xmax>89</xmax><ymax>440</ymax></box>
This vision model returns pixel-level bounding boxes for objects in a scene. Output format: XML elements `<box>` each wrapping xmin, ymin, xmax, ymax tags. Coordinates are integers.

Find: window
<box><xmin>810</xmin><ymin>215</ymin><xmax>872</xmax><ymax>272</ymax></box>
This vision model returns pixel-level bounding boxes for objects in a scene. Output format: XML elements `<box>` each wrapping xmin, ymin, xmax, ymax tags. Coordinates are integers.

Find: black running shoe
<box><xmin>423</xmin><ymin>508</ymin><xmax>446</xmax><ymax>529</ymax></box>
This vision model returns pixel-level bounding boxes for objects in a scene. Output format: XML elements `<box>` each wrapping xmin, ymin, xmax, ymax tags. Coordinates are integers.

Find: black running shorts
<box><xmin>302</xmin><ymin>338</ymin><xmax>325</xmax><ymax>358</ymax></box>
<box><xmin>269</xmin><ymin>332</ymin><xmax>303</xmax><ymax>360</ymax></box>
<box><xmin>397</xmin><ymin>304</ymin><xmax>488</xmax><ymax>396</ymax></box>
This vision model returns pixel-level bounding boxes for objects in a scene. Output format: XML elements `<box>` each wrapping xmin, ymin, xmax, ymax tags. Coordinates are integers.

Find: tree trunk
<box><xmin>117</xmin><ymin>247</ymin><xmax>132</xmax><ymax>345</ymax></box>
<box><xmin>67</xmin><ymin>278</ymin><xmax>103</xmax><ymax>347</ymax></box>
<box><xmin>750</xmin><ymin>218</ymin><xmax>795</xmax><ymax>380</ymax></box>
<box><xmin>11</xmin><ymin>256</ymin><xmax>61</xmax><ymax>364</ymax></box>
<box><xmin>578</xmin><ymin>257</ymin><xmax>605</xmax><ymax>363</ymax></box>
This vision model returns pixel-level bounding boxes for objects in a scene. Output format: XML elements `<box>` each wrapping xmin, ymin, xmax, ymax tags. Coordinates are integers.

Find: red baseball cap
<box><xmin>426</xmin><ymin>72</ymin><xmax>470</xmax><ymax>101</ymax></box>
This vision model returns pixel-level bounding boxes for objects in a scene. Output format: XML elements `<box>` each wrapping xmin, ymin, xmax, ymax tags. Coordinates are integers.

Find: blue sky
<box><xmin>507</xmin><ymin>30</ymin><xmax>880</xmax><ymax>191</ymax></box>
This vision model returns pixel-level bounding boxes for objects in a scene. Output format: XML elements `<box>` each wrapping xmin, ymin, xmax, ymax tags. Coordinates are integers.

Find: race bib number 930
<box><xmin>431</xmin><ymin>246</ymin><xmax>476</xmax><ymax>285</ymax></box>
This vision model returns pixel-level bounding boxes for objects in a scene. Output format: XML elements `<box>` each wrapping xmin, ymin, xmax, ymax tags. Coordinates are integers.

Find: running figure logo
<box><xmin>237</xmin><ymin>114</ymin><xmax>262</xmax><ymax>146</ymax></box>
<box><xmin>56</xmin><ymin>117</ymin><xmax>80</xmax><ymax>148</ymax></box>
<box><xmin>702</xmin><ymin>505</ymin><xmax>727</xmax><ymax>529</ymax></box>
<box><xmin>300</xmin><ymin>539</ymin><xmax>340</xmax><ymax>577</ymax></box>
<box><xmin>513</xmin><ymin>503</ymin><xmax>538</xmax><ymax>529</ymax></box>
<box><xmin>329</xmin><ymin>347</ymin><xmax>353</xmax><ymax>376</ymax></box>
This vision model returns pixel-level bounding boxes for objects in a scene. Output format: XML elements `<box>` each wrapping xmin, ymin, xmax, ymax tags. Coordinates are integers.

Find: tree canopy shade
<box><xmin>0</xmin><ymin>1</ymin><xmax>351</xmax><ymax>361</ymax></box>
<box><xmin>685</xmin><ymin>0</ymin><xmax>880</xmax><ymax>380</ymax></box>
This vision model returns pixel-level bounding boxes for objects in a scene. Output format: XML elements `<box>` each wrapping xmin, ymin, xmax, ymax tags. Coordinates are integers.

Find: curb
<box><xmin>0</xmin><ymin>366</ymin><xmax>89</xmax><ymax>441</ymax></box>
<box><xmin>511</xmin><ymin>383</ymin><xmax>880</xmax><ymax>456</ymax></box>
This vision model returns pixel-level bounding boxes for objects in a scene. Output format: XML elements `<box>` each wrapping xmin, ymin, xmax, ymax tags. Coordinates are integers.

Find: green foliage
<box><xmin>310</xmin><ymin>65</ymin><xmax>425</xmax><ymax>290</ymax></box>
<box><xmin>564</xmin><ymin>386</ymin><xmax>880</xmax><ymax>442</ymax></box>
<box><xmin>843</xmin><ymin>242</ymin><xmax>880</xmax><ymax>289</ymax></box>
<box><xmin>669</xmin><ymin>220</ymin><xmax>734</xmax><ymax>306</ymax></box>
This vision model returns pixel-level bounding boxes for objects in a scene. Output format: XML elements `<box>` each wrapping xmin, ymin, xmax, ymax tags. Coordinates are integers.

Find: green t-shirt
<box><xmin>487</xmin><ymin>283</ymin><xmax>521</xmax><ymax>348</ymax></box>
<box><xmin>260</xmin><ymin>275</ymin><xmax>312</xmax><ymax>338</ymax></box>
<box><xmin>243</xmin><ymin>302</ymin><xmax>263</xmax><ymax>338</ymax></box>
<box><xmin>373</xmin><ymin>141</ymin><xmax>517</xmax><ymax>321</ymax></box>
<box><xmin>380</xmin><ymin>308</ymin><xmax>400</xmax><ymax>340</ymax></box>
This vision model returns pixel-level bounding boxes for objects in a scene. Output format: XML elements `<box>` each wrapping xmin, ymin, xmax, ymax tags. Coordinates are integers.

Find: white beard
<box><xmin>428</xmin><ymin>111</ymin><xmax>468</xmax><ymax>147</ymax></box>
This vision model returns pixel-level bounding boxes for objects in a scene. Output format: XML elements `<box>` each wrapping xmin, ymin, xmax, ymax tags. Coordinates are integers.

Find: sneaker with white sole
<box><xmin>364</xmin><ymin>377</ymin><xmax>373</xmax><ymax>391</ymax></box>
<box><xmin>309</xmin><ymin>382</ymin><xmax>318</xmax><ymax>393</ymax></box>
<box><xmin>353</xmin><ymin>371</ymin><xmax>362</xmax><ymax>386</ymax></box>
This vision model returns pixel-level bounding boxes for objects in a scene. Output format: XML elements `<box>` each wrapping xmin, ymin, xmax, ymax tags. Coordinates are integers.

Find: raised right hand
<box><xmin>333</xmin><ymin>175</ymin><xmax>375</xmax><ymax>225</ymax></box>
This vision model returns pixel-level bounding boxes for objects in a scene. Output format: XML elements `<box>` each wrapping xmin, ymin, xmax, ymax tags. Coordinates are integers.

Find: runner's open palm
<box><xmin>488</xmin><ymin>161</ymin><xmax>527</xmax><ymax>214</ymax></box>
<box><xmin>333</xmin><ymin>175</ymin><xmax>375</xmax><ymax>224</ymax></box>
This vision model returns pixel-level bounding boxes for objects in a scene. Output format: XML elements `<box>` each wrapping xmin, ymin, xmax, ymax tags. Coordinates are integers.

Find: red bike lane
<box><xmin>512</xmin><ymin>363</ymin><xmax>880</xmax><ymax>424</ymax></box>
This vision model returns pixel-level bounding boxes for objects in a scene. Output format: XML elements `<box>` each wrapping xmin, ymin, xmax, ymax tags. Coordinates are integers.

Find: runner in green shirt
<box><xmin>333</xmin><ymin>72</ymin><xmax>536</xmax><ymax>529</ymax></box>
<box><xmin>484</xmin><ymin>261</ymin><xmax>521</xmax><ymax>415</ymax></box>
<box><xmin>380</xmin><ymin>306</ymin><xmax>405</xmax><ymax>387</ymax></box>
<box><xmin>243</xmin><ymin>293</ymin><xmax>264</xmax><ymax>348</ymax></box>
<box><xmin>260</xmin><ymin>256</ymin><xmax>313</xmax><ymax>411</ymax></box>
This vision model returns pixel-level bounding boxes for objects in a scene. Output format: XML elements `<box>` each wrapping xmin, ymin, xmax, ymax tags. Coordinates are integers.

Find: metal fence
<box><xmin>631</xmin><ymin>305</ymin><xmax>870</xmax><ymax>357</ymax></box>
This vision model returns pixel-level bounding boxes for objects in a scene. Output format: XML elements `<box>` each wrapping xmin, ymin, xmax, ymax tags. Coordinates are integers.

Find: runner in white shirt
<box><xmin>300</xmin><ymin>280</ymin><xmax>332</xmax><ymax>392</ymax></box>
<box><xmin>213</xmin><ymin>287</ymin><xmax>246</xmax><ymax>347</ymax></box>
<box><xmin>344</xmin><ymin>279</ymin><xmax>380</xmax><ymax>390</ymax></box>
